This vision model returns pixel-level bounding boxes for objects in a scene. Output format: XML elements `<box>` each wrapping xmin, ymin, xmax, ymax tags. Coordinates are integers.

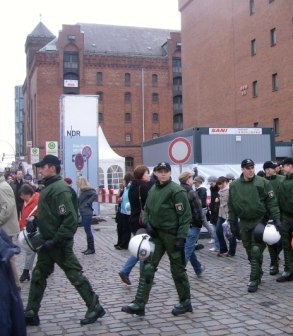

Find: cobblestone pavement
<box><xmin>17</xmin><ymin>204</ymin><xmax>293</xmax><ymax>336</ymax></box>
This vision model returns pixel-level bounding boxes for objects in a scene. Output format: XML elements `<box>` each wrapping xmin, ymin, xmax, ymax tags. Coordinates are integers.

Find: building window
<box><xmin>273</xmin><ymin>118</ymin><xmax>279</xmax><ymax>136</ymax></box>
<box><xmin>97</xmin><ymin>72</ymin><xmax>103</xmax><ymax>85</ymax></box>
<box><xmin>269</xmin><ymin>0</ymin><xmax>274</xmax><ymax>3</ymax></box>
<box><xmin>172</xmin><ymin>58</ymin><xmax>181</xmax><ymax>73</ymax></box>
<box><xmin>98</xmin><ymin>167</ymin><xmax>105</xmax><ymax>188</ymax></box>
<box><xmin>271</xmin><ymin>28</ymin><xmax>277</xmax><ymax>46</ymax></box>
<box><xmin>272</xmin><ymin>73</ymin><xmax>279</xmax><ymax>91</ymax></box>
<box><xmin>98</xmin><ymin>113</ymin><xmax>103</xmax><ymax>123</ymax></box>
<box><xmin>64</xmin><ymin>52</ymin><xmax>78</xmax><ymax>70</ymax></box>
<box><xmin>125</xmin><ymin>157</ymin><xmax>134</xmax><ymax>172</ymax></box>
<box><xmin>173</xmin><ymin>113</ymin><xmax>183</xmax><ymax>132</ymax></box>
<box><xmin>252</xmin><ymin>81</ymin><xmax>258</xmax><ymax>97</ymax></box>
<box><xmin>152</xmin><ymin>113</ymin><xmax>159</xmax><ymax>123</ymax></box>
<box><xmin>152</xmin><ymin>133</ymin><xmax>159</xmax><ymax>139</ymax></box>
<box><xmin>125</xmin><ymin>73</ymin><xmax>131</xmax><ymax>87</ymax></box>
<box><xmin>125</xmin><ymin>113</ymin><xmax>131</xmax><ymax>123</ymax></box>
<box><xmin>253</xmin><ymin>122</ymin><xmax>259</xmax><ymax>127</ymax></box>
<box><xmin>124</xmin><ymin>92</ymin><xmax>131</xmax><ymax>104</ymax></box>
<box><xmin>97</xmin><ymin>91</ymin><xmax>103</xmax><ymax>102</ymax></box>
<box><xmin>152</xmin><ymin>93</ymin><xmax>159</xmax><ymax>104</ymax></box>
<box><xmin>152</xmin><ymin>74</ymin><xmax>158</xmax><ymax>87</ymax></box>
<box><xmin>250</xmin><ymin>0</ymin><xmax>255</xmax><ymax>15</ymax></box>
<box><xmin>125</xmin><ymin>133</ymin><xmax>132</xmax><ymax>143</ymax></box>
<box><xmin>251</xmin><ymin>39</ymin><xmax>256</xmax><ymax>56</ymax></box>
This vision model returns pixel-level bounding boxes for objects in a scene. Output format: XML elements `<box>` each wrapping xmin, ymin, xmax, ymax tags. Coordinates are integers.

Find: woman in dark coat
<box><xmin>77</xmin><ymin>176</ymin><xmax>97</xmax><ymax>255</ymax></box>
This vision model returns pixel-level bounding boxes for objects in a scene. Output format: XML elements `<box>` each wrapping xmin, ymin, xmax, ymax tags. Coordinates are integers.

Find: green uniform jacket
<box><xmin>38</xmin><ymin>175</ymin><xmax>78</xmax><ymax>242</ymax></box>
<box><xmin>144</xmin><ymin>179</ymin><xmax>191</xmax><ymax>239</ymax></box>
<box><xmin>265</xmin><ymin>174</ymin><xmax>285</xmax><ymax>197</ymax></box>
<box><xmin>277</xmin><ymin>173</ymin><xmax>293</xmax><ymax>220</ymax></box>
<box><xmin>228</xmin><ymin>174</ymin><xmax>280</xmax><ymax>222</ymax></box>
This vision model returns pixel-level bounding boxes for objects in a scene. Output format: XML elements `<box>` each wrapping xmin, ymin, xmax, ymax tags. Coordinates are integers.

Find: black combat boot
<box><xmin>19</xmin><ymin>269</ymin><xmax>30</xmax><ymax>282</ymax></box>
<box><xmin>172</xmin><ymin>301</ymin><xmax>193</xmax><ymax>316</ymax></box>
<box><xmin>82</xmin><ymin>237</ymin><xmax>95</xmax><ymax>255</ymax></box>
<box><xmin>24</xmin><ymin>310</ymin><xmax>40</xmax><ymax>326</ymax></box>
<box><xmin>80</xmin><ymin>295</ymin><xmax>105</xmax><ymax>325</ymax></box>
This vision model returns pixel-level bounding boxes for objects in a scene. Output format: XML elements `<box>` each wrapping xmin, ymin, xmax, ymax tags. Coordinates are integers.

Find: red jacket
<box><xmin>19</xmin><ymin>192</ymin><xmax>39</xmax><ymax>230</ymax></box>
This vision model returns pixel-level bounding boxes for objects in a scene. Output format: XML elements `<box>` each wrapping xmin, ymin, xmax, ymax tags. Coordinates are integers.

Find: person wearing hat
<box><xmin>178</xmin><ymin>171</ymin><xmax>205</xmax><ymax>277</ymax></box>
<box><xmin>122</xmin><ymin>162</ymin><xmax>193</xmax><ymax>316</ymax></box>
<box><xmin>263</xmin><ymin>161</ymin><xmax>285</xmax><ymax>276</ymax></box>
<box><xmin>24</xmin><ymin>155</ymin><xmax>105</xmax><ymax>326</ymax></box>
<box><xmin>276</xmin><ymin>157</ymin><xmax>293</xmax><ymax>282</ymax></box>
<box><xmin>228</xmin><ymin>159</ymin><xmax>281</xmax><ymax>293</ymax></box>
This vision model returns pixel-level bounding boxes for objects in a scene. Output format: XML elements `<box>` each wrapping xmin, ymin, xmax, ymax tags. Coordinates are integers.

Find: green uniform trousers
<box><xmin>135</xmin><ymin>230</ymin><xmax>191</xmax><ymax>306</ymax></box>
<box><xmin>240</xmin><ymin>220</ymin><xmax>266</xmax><ymax>282</ymax></box>
<box><xmin>26</xmin><ymin>239</ymin><xmax>96</xmax><ymax>314</ymax></box>
<box><xmin>280</xmin><ymin>218</ymin><xmax>293</xmax><ymax>274</ymax></box>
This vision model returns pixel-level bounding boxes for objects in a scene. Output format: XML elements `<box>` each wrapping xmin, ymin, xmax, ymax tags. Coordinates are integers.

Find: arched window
<box><xmin>107</xmin><ymin>165</ymin><xmax>123</xmax><ymax>190</ymax></box>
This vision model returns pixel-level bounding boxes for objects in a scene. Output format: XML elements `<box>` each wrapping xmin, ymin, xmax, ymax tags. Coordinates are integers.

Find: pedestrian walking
<box><xmin>24</xmin><ymin>155</ymin><xmax>105</xmax><ymax>326</ymax></box>
<box><xmin>228</xmin><ymin>159</ymin><xmax>281</xmax><ymax>292</ymax></box>
<box><xmin>122</xmin><ymin>162</ymin><xmax>193</xmax><ymax>316</ymax></box>
<box><xmin>215</xmin><ymin>176</ymin><xmax>237</xmax><ymax>257</ymax></box>
<box><xmin>263</xmin><ymin>160</ymin><xmax>284</xmax><ymax>275</ymax></box>
<box><xmin>179</xmin><ymin>171</ymin><xmax>205</xmax><ymax>277</ymax></box>
<box><xmin>10</xmin><ymin>169</ymin><xmax>24</xmax><ymax>219</ymax></box>
<box><xmin>276</xmin><ymin>157</ymin><xmax>293</xmax><ymax>282</ymax></box>
<box><xmin>77</xmin><ymin>176</ymin><xmax>98</xmax><ymax>255</ymax></box>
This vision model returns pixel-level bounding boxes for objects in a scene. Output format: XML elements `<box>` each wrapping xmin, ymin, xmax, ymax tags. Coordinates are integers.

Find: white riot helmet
<box><xmin>128</xmin><ymin>234</ymin><xmax>155</xmax><ymax>260</ymax></box>
<box><xmin>18</xmin><ymin>228</ymin><xmax>44</xmax><ymax>252</ymax></box>
<box><xmin>263</xmin><ymin>223</ymin><xmax>281</xmax><ymax>245</ymax></box>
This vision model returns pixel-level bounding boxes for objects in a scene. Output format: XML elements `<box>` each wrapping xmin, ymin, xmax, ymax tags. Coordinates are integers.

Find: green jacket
<box><xmin>265</xmin><ymin>174</ymin><xmax>285</xmax><ymax>197</ymax></box>
<box><xmin>38</xmin><ymin>175</ymin><xmax>78</xmax><ymax>241</ymax></box>
<box><xmin>144</xmin><ymin>179</ymin><xmax>191</xmax><ymax>239</ymax></box>
<box><xmin>277</xmin><ymin>173</ymin><xmax>293</xmax><ymax>220</ymax></box>
<box><xmin>228</xmin><ymin>174</ymin><xmax>280</xmax><ymax>223</ymax></box>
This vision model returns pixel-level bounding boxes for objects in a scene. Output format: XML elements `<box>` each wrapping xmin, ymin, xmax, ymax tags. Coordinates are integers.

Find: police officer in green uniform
<box><xmin>263</xmin><ymin>160</ymin><xmax>285</xmax><ymax>275</ymax></box>
<box><xmin>276</xmin><ymin>157</ymin><xmax>293</xmax><ymax>282</ymax></box>
<box><xmin>228</xmin><ymin>159</ymin><xmax>281</xmax><ymax>293</ymax></box>
<box><xmin>24</xmin><ymin>155</ymin><xmax>105</xmax><ymax>326</ymax></box>
<box><xmin>122</xmin><ymin>162</ymin><xmax>192</xmax><ymax>316</ymax></box>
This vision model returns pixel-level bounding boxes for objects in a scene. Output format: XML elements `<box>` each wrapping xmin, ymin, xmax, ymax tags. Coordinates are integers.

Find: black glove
<box><xmin>26</xmin><ymin>216</ymin><xmax>38</xmax><ymax>233</ymax></box>
<box><xmin>229</xmin><ymin>220</ymin><xmax>241</xmax><ymax>240</ymax></box>
<box><xmin>41</xmin><ymin>239</ymin><xmax>56</xmax><ymax>252</ymax></box>
<box><xmin>145</xmin><ymin>221</ymin><xmax>157</xmax><ymax>239</ymax></box>
<box><xmin>174</xmin><ymin>238</ymin><xmax>186</xmax><ymax>252</ymax></box>
<box><xmin>273</xmin><ymin>219</ymin><xmax>281</xmax><ymax>232</ymax></box>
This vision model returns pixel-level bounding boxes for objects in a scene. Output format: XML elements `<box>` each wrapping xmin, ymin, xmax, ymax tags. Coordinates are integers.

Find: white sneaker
<box><xmin>209</xmin><ymin>247</ymin><xmax>217</xmax><ymax>252</ymax></box>
<box><xmin>208</xmin><ymin>239</ymin><xmax>215</xmax><ymax>244</ymax></box>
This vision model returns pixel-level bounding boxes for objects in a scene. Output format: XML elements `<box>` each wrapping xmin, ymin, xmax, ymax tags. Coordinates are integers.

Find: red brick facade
<box><xmin>23</xmin><ymin>24</ymin><xmax>181</xmax><ymax>169</ymax></box>
<box><xmin>179</xmin><ymin>0</ymin><xmax>293</xmax><ymax>141</ymax></box>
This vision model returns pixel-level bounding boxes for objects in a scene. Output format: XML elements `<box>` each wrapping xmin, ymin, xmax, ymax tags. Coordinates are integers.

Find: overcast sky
<box><xmin>0</xmin><ymin>0</ymin><xmax>180</xmax><ymax>164</ymax></box>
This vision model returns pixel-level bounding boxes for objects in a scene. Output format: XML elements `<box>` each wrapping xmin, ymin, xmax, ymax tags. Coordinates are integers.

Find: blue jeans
<box><xmin>81</xmin><ymin>214</ymin><xmax>94</xmax><ymax>241</ymax></box>
<box><xmin>120</xmin><ymin>255</ymin><xmax>141</xmax><ymax>277</ymax></box>
<box><xmin>216</xmin><ymin>217</ymin><xmax>237</xmax><ymax>255</ymax></box>
<box><xmin>185</xmin><ymin>226</ymin><xmax>202</xmax><ymax>274</ymax></box>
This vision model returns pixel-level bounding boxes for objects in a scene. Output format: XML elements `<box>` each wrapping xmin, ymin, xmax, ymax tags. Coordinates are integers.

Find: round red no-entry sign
<box><xmin>168</xmin><ymin>137</ymin><xmax>192</xmax><ymax>164</ymax></box>
<box><xmin>74</xmin><ymin>153</ymin><xmax>84</xmax><ymax>171</ymax></box>
<box><xmin>82</xmin><ymin>145</ymin><xmax>92</xmax><ymax>159</ymax></box>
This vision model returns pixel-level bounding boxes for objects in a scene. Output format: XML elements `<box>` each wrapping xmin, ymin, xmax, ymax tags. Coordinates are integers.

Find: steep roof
<box><xmin>28</xmin><ymin>21</ymin><xmax>55</xmax><ymax>39</ymax></box>
<box><xmin>40</xmin><ymin>23</ymin><xmax>177</xmax><ymax>56</ymax></box>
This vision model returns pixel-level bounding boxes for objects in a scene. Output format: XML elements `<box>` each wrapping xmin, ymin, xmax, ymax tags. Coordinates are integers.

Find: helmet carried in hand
<box><xmin>263</xmin><ymin>223</ymin><xmax>281</xmax><ymax>245</ymax></box>
<box><xmin>128</xmin><ymin>234</ymin><xmax>155</xmax><ymax>260</ymax></box>
<box><xmin>18</xmin><ymin>227</ymin><xmax>44</xmax><ymax>252</ymax></box>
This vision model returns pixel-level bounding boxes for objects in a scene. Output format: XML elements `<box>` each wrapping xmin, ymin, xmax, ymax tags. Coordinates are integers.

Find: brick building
<box><xmin>179</xmin><ymin>0</ymin><xmax>293</xmax><ymax>142</ymax></box>
<box><xmin>23</xmin><ymin>22</ymin><xmax>182</xmax><ymax>170</ymax></box>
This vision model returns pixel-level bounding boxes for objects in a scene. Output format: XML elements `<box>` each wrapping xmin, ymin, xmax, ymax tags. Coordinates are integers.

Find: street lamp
<box><xmin>0</xmin><ymin>140</ymin><xmax>16</xmax><ymax>163</ymax></box>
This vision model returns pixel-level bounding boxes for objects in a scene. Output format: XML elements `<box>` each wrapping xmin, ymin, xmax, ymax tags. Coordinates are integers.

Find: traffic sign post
<box><xmin>82</xmin><ymin>145</ymin><xmax>92</xmax><ymax>180</ymax></box>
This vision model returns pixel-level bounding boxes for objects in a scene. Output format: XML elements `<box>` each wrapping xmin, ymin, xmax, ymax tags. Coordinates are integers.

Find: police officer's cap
<box><xmin>282</xmin><ymin>157</ymin><xmax>293</xmax><ymax>166</ymax></box>
<box><xmin>156</xmin><ymin>162</ymin><xmax>171</xmax><ymax>171</ymax></box>
<box><xmin>241</xmin><ymin>159</ymin><xmax>255</xmax><ymax>168</ymax></box>
<box><xmin>35</xmin><ymin>155</ymin><xmax>61</xmax><ymax>167</ymax></box>
<box><xmin>263</xmin><ymin>161</ymin><xmax>278</xmax><ymax>170</ymax></box>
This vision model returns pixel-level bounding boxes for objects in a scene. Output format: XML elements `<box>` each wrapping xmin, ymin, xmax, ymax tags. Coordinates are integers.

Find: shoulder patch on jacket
<box><xmin>58</xmin><ymin>204</ymin><xmax>67</xmax><ymax>215</ymax></box>
<box><xmin>175</xmin><ymin>203</ymin><xmax>184</xmax><ymax>212</ymax></box>
<box><xmin>268</xmin><ymin>191</ymin><xmax>274</xmax><ymax>198</ymax></box>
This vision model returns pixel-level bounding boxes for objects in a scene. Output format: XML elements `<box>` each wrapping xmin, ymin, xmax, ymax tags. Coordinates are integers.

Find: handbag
<box><xmin>138</xmin><ymin>186</ymin><xmax>145</xmax><ymax>227</ymax></box>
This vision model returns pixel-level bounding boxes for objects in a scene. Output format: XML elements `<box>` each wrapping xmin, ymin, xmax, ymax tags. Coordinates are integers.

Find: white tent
<box><xmin>98</xmin><ymin>126</ymin><xmax>125</xmax><ymax>191</ymax></box>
